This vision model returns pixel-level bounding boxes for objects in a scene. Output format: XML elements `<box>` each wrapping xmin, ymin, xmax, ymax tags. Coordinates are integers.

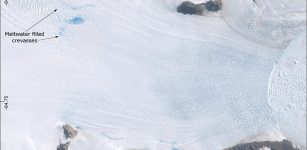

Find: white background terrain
<box><xmin>1</xmin><ymin>0</ymin><xmax>306</xmax><ymax>150</ymax></box>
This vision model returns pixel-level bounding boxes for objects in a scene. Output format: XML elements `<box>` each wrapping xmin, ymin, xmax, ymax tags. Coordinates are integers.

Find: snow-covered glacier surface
<box><xmin>1</xmin><ymin>0</ymin><xmax>306</xmax><ymax>150</ymax></box>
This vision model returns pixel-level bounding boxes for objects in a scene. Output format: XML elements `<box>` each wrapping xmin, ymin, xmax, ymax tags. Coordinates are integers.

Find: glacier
<box><xmin>1</xmin><ymin>0</ymin><xmax>306</xmax><ymax>150</ymax></box>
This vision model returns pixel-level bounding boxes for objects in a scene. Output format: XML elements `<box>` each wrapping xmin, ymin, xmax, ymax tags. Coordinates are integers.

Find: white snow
<box><xmin>259</xmin><ymin>147</ymin><xmax>271</xmax><ymax>150</ymax></box>
<box><xmin>240</xmin><ymin>130</ymin><xmax>286</xmax><ymax>143</ymax></box>
<box><xmin>1</xmin><ymin>0</ymin><xmax>306</xmax><ymax>150</ymax></box>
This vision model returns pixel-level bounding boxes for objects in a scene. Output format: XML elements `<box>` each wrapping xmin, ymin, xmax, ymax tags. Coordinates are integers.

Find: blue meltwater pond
<box><xmin>69</xmin><ymin>16</ymin><xmax>84</xmax><ymax>25</ymax></box>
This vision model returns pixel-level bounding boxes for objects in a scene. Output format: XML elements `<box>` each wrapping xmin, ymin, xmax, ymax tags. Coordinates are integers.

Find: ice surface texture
<box><xmin>1</xmin><ymin>0</ymin><xmax>306</xmax><ymax>150</ymax></box>
<box><xmin>222</xmin><ymin>0</ymin><xmax>306</xmax><ymax>49</ymax></box>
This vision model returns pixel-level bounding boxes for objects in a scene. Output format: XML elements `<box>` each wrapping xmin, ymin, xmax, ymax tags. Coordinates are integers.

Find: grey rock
<box><xmin>177</xmin><ymin>0</ymin><xmax>222</xmax><ymax>15</ymax></box>
<box><xmin>57</xmin><ymin>142</ymin><xmax>70</xmax><ymax>150</ymax></box>
<box><xmin>204</xmin><ymin>0</ymin><xmax>222</xmax><ymax>12</ymax></box>
<box><xmin>225</xmin><ymin>140</ymin><xmax>300</xmax><ymax>150</ymax></box>
<box><xmin>177</xmin><ymin>1</ymin><xmax>206</xmax><ymax>15</ymax></box>
<box><xmin>63</xmin><ymin>124</ymin><xmax>78</xmax><ymax>139</ymax></box>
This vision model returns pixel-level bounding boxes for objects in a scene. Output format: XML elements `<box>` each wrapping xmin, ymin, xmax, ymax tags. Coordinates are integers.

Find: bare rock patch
<box><xmin>225</xmin><ymin>140</ymin><xmax>300</xmax><ymax>150</ymax></box>
<box><xmin>63</xmin><ymin>124</ymin><xmax>78</xmax><ymax>139</ymax></box>
<box><xmin>177</xmin><ymin>0</ymin><xmax>222</xmax><ymax>15</ymax></box>
<box><xmin>57</xmin><ymin>142</ymin><xmax>70</xmax><ymax>150</ymax></box>
<box><xmin>56</xmin><ymin>124</ymin><xmax>78</xmax><ymax>150</ymax></box>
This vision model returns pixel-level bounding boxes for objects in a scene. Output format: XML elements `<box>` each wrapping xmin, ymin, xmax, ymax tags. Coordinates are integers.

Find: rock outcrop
<box><xmin>57</xmin><ymin>142</ymin><xmax>70</xmax><ymax>150</ymax></box>
<box><xmin>225</xmin><ymin>140</ymin><xmax>300</xmax><ymax>150</ymax></box>
<box><xmin>177</xmin><ymin>1</ymin><xmax>206</xmax><ymax>15</ymax></box>
<box><xmin>177</xmin><ymin>0</ymin><xmax>222</xmax><ymax>15</ymax></box>
<box><xmin>56</xmin><ymin>124</ymin><xmax>78</xmax><ymax>150</ymax></box>
<box><xmin>63</xmin><ymin>124</ymin><xmax>78</xmax><ymax>139</ymax></box>
<box><xmin>204</xmin><ymin>0</ymin><xmax>222</xmax><ymax>12</ymax></box>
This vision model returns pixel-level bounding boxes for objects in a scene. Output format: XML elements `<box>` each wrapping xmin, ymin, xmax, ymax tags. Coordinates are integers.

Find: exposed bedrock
<box><xmin>205</xmin><ymin>0</ymin><xmax>222</xmax><ymax>12</ymax></box>
<box><xmin>57</xmin><ymin>142</ymin><xmax>70</xmax><ymax>150</ymax></box>
<box><xmin>177</xmin><ymin>0</ymin><xmax>222</xmax><ymax>15</ymax></box>
<box><xmin>56</xmin><ymin>124</ymin><xmax>78</xmax><ymax>150</ymax></box>
<box><xmin>63</xmin><ymin>124</ymin><xmax>78</xmax><ymax>139</ymax></box>
<box><xmin>225</xmin><ymin>140</ymin><xmax>300</xmax><ymax>150</ymax></box>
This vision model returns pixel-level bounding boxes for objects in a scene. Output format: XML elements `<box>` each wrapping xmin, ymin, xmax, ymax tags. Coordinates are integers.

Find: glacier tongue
<box><xmin>267</xmin><ymin>32</ymin><xmax>306</xmax><ymax>146</ymax></box>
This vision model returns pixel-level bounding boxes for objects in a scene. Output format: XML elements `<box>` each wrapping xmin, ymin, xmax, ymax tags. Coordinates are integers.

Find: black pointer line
<box><xmin>24</xmin><ymin>9</ymin><xmax>57</xmax><ymax>32</ymax></box>
<box><xmin>38</xmin><ymin>36</ymin><xmax>59</xmax><ymax>41</ymax></box>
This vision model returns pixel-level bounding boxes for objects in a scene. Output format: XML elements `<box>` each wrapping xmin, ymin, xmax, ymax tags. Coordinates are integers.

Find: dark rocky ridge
<box><xmin>177</xmin><ymin>0</ymin><xmax>222</xmax><ymax>15</ymax></box>
<box><xmin>57</xmin><ymin>142</ymin><xmax>70</xmax><ymax>150</ymax></box>
<box><xmin>57</xmin><ymin>124</ymin><xmax>78</xmax><ymax>150</ymax></box>
<box><xmin>177</xmin><ymin>1</ymin><xmax>206</xmax><ymax>15</ymax></box>
<box><xmin>205</xmin><ymin>0</ymin><xmax>222</xmax><ymax>12</ymax></box>
<box><xmin>225</xmin><ymin>140</ymin><xmax>300</xmax><ymax>150</ymax></box>
<box><xmin>63</xmin><ymin>124</ymin><xmax>78</xmax><ymax>139</ymax></box>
